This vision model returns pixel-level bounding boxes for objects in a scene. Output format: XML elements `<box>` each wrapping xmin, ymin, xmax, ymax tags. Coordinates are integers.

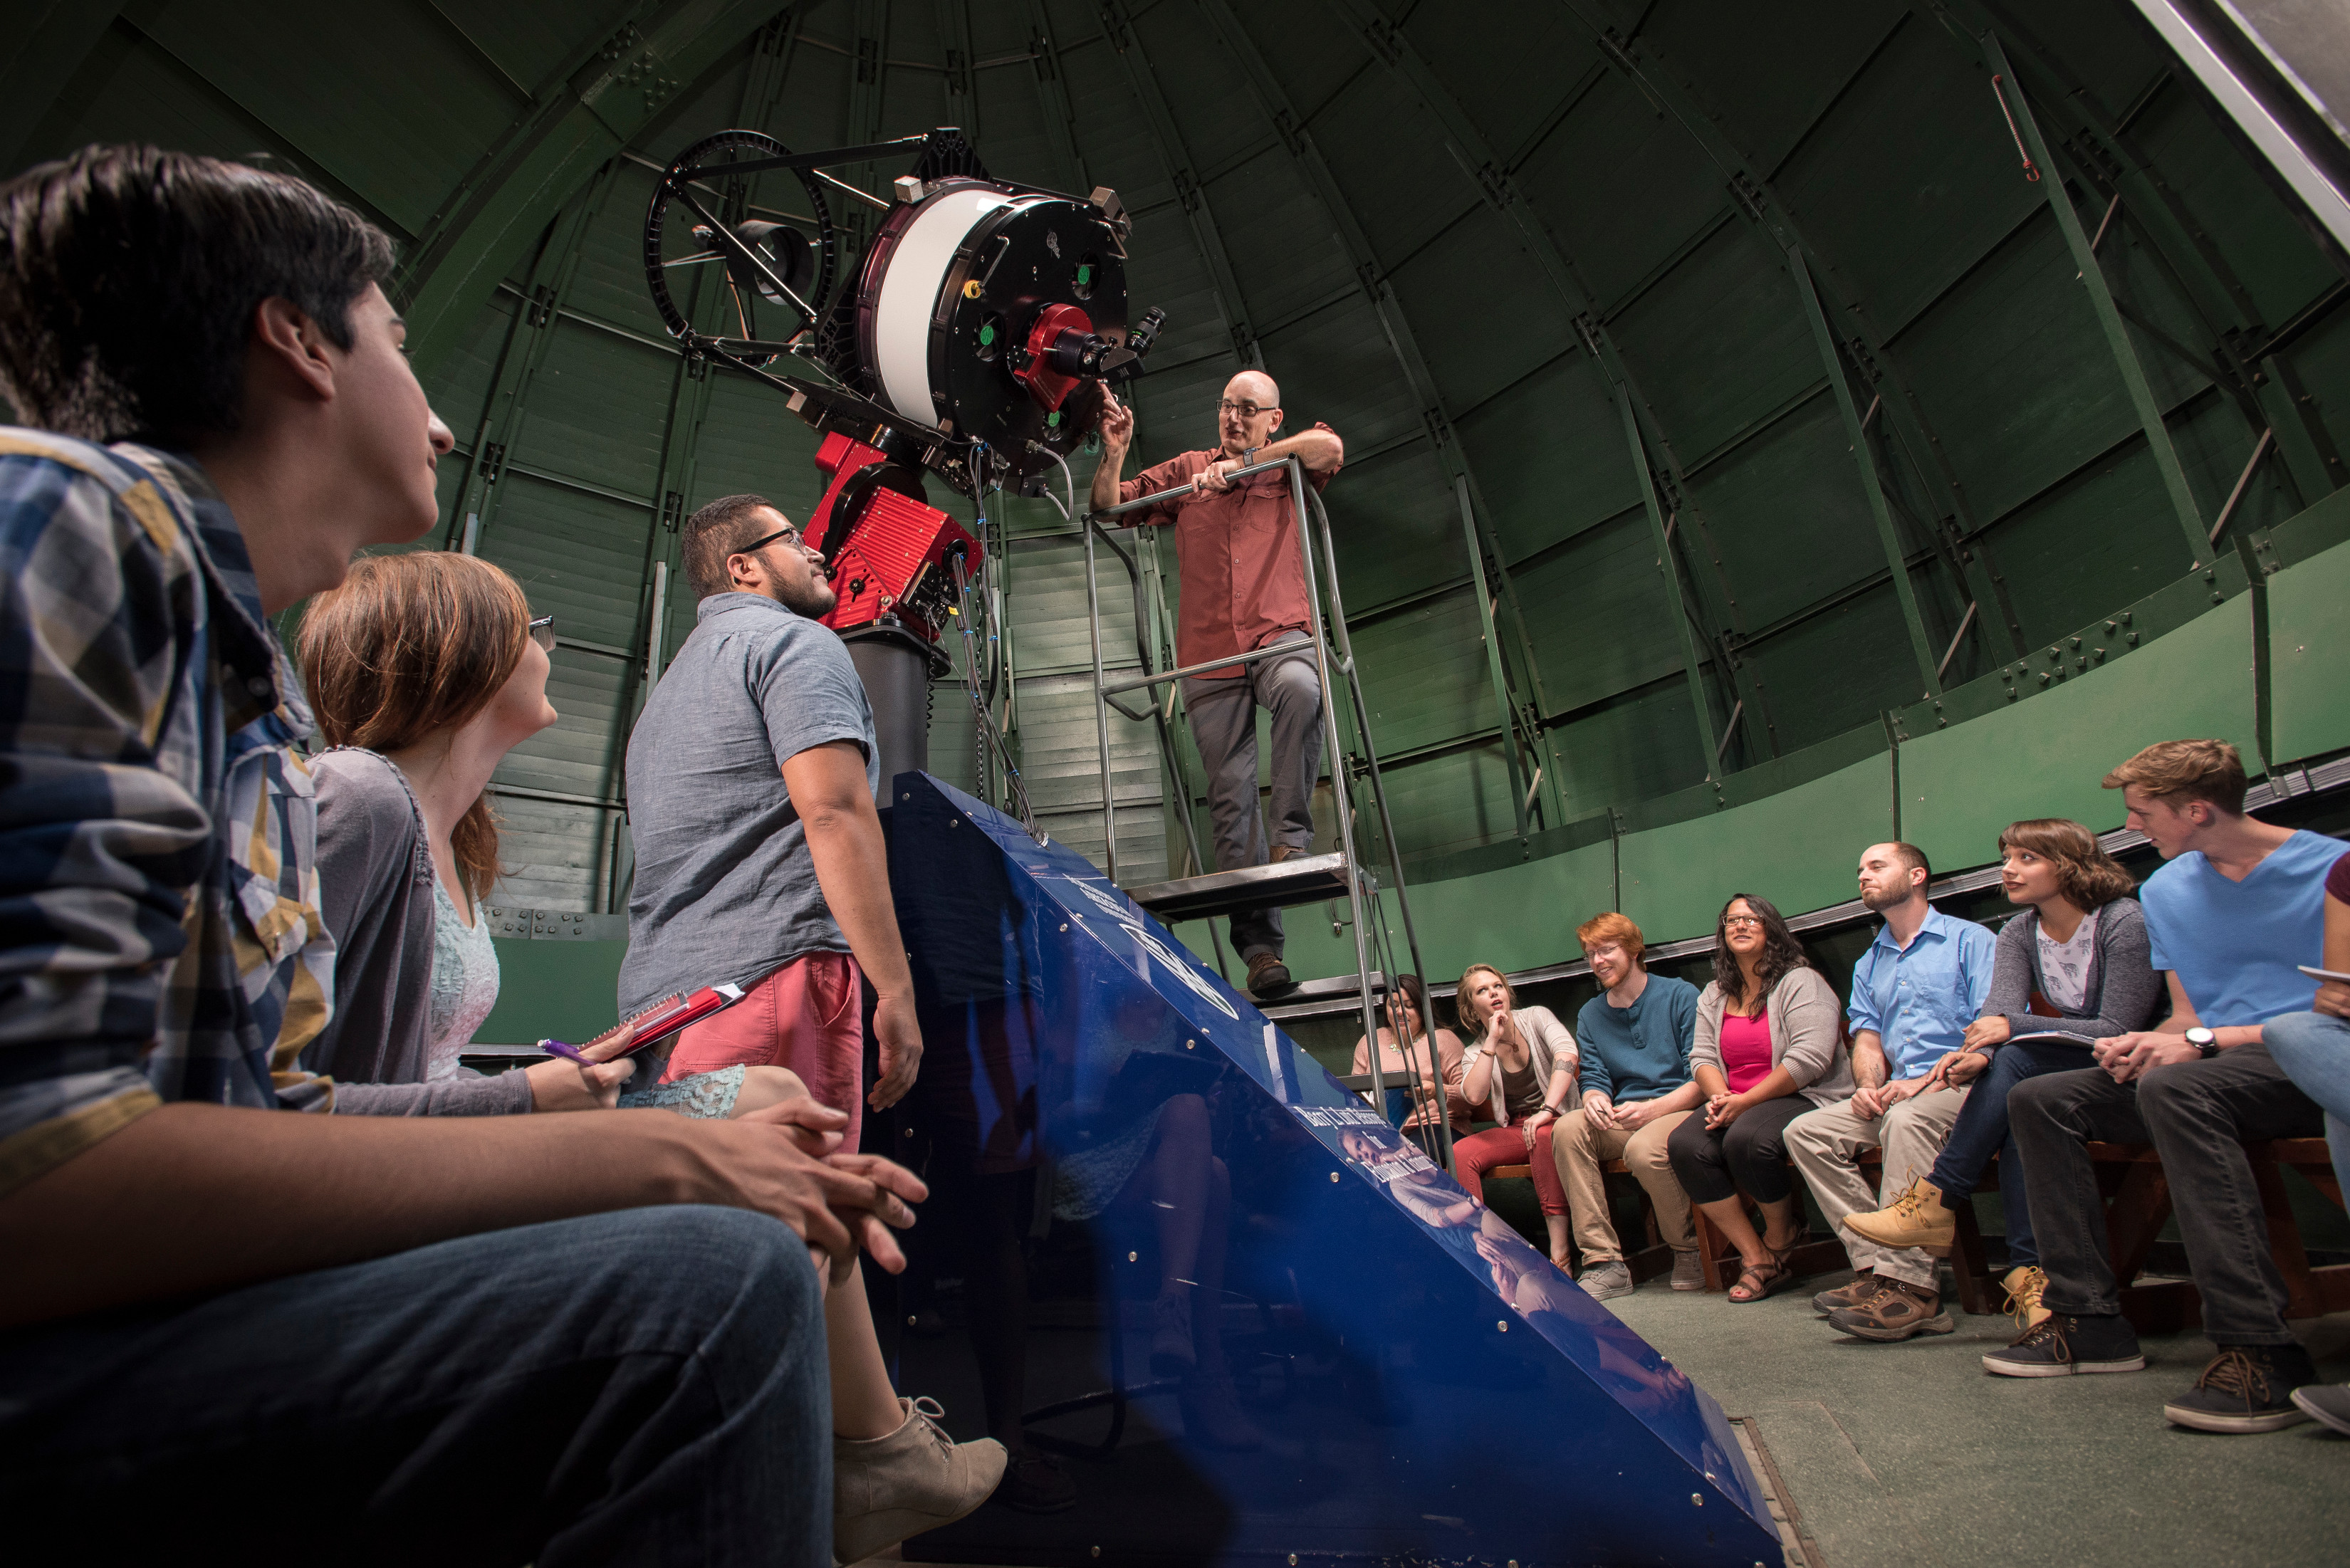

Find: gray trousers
<box><xmin>2009</xmin><ymin>1045</ymin><xmax>2323</xmax><ymax>1345</ymax></box>
<box><xmin>1182</xmin><ymin>639</ymin><xmax>1322</xmax><ymax>959</ymax></box>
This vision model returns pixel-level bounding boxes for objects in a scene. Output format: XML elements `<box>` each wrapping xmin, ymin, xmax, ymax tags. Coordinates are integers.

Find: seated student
<box><xmin>2262</xmin><ymin>845</ymin><xmax>2350</xmax><ymax>1434</ymax></box>
<box><xmin>1990</xmin><ymin>741</ymin><xmax>2335</xmax><ymax>1436</ymax></box>
<box><xmin>301</xmin><ymin>551</ymin><xmax>806</xmax><ymax>1122</ymax></box>
<box><xmin>1551</xmin><ymin>915</ymin><xmax>1705</xmax><ymax>1300</ymax></box>
<box><xmin>1787</xmin><ymin>842</ymin><xmax>1995</xmax><ymax>1342</ymax></box>
<box><xmin>0</xmin><ymin>145</ymin><xmax>922</xmax><ymax>1564</ymax></box>
<box><xmin>1844</xmin><ymin>819</ymin><xmax>2159</xmax><ymax>1329</ymax></box>
<box><xmin>1451</xmin><ymin>963</ymin><xmax>1579</xmax><ymax>1265</ymax></box>
<box><xmin>1349</xmin><ymin>972</ymin><xmax>1469</xmax><ymax>1139</ymax></box>
<box><xmin>1667</xmin><ymin>895</ymin><xmax>1854</xmax><ymax>1303</ymax></box>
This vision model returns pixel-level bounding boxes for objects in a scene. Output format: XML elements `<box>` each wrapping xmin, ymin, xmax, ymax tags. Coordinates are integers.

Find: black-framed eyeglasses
<box><xmin>528</xmin><ymin>614</ymin><xmax>556</xmax><ymax>653</ymax></box>
<box><xmin>734</xmin><ymin>523</ymin><xmax>805</xmax><ymax>558</ymax></box>
<box><xmin>1216</xmin><ymin>399</ymin><xmax>1271</xmax><ymax>419</ymax></box>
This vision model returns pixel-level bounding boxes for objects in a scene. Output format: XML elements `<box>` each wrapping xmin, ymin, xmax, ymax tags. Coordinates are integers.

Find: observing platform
<box><xmin>1126</xmin><ymin>852</ymin><xmax>1357</xmax><ymax>924</ymax></box>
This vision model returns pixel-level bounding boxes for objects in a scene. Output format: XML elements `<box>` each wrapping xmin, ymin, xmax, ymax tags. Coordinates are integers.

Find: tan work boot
<box><xmin>2004</xmin><ymin>1264</ymin><xmax>2052</xmax><ymax>1331</ymax></box>
<box><xmin>1842</xmin><ymin>1175</ymin><xmax>1956</xmax><ymax>1253</ymax></box>
<box><xmin>833</xmin><ymin>1396</ymin><xmax>1008</xmax><ymax>1563</ymax></box>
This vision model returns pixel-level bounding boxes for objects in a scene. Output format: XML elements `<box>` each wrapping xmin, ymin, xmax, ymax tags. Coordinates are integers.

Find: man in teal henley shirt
<box><xmin>1552</xmin><ymin>914</ymin><xmax>1705</xmax><ymax>1299</ymax></box>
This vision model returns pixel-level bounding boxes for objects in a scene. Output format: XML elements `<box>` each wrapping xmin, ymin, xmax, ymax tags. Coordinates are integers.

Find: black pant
<box><xmin>2009</xmin><ymin>1045</ymin><xmax>2322</xmax><ymax>1345</ymax></box>
<box><xmin>1666</xmin><ymin>1094</ymin><xmax>1812</xmax><ymax>1205</ymax></box>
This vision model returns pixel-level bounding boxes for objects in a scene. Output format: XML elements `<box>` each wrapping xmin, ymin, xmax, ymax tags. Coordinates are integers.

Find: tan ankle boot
<box><xmin>2004</xmin><ymin>1264</ymin><xmax>2052</xmax><ymax>1330</ymax></box>
<box><xmin>1842</xmin><ymin>1175</ymin><xmax>1956</xmax><ymax>1252</ymax></box>
<box><xmin>833</xmin><ymin>1396</ymin><xmax>1008</xmax><ymax>1562</ymax></box>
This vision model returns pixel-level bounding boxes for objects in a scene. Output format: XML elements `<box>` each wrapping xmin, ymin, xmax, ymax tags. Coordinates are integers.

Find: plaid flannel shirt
<box><xmin>0</xmin><ymin>429</ymin><xmax>335</xmax><ymax>1196</ymax></box>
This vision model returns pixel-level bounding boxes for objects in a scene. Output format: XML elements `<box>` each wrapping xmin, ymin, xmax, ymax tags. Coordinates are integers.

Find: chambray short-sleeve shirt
<box><xmin>620</xmin><ymin>592</ymin><xmax>877</xmax><ymax>1015</ymax></box>
<box><xmin>1846</xmin><ymin>906</ymin><xmax>1998</xmax><ymax>1080</ymax></box>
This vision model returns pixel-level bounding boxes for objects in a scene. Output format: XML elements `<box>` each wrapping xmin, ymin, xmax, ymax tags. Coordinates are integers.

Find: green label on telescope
<box><xmin>978</xmin><ymin>324</ymin><xmax>996</xmax><ymax>345</ymax></box>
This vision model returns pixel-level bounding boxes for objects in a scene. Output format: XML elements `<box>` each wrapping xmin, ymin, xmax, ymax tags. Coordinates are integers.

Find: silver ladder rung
<box><xmin>1126</xmin><ymin>852</ymin><xmax>1357</xmax><ymax>921</ymax></box>
<box><xmin>1265</xmin><ymin>974</ymin><xmax>1394</xmax><ymax>1023</ymax></box>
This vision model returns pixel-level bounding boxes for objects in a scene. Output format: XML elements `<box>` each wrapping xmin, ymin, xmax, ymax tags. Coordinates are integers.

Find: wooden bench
<box><xmin>1681</xmin><ymin>1139</ymin><xmax>2346</xmax><ymax>1329</ymax></box>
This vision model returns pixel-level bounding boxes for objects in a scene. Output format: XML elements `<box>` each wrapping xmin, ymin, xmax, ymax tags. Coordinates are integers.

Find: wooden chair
<box><xmin>1486</xmin><ymin>1159</ymin><xmax>1676</xmax><ymax>1280</ymax></box>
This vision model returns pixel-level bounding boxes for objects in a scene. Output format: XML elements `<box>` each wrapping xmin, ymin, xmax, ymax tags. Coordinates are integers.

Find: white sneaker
<box><xmin>833</xmin><ymin>1396</ymin><xmax>1008</xmax><ymax>1563</ymax></box>
<box><xmin>1577</xmin><ymin>1260</ymin><xmax>1634</xmax><ymax>1300</ymax></box>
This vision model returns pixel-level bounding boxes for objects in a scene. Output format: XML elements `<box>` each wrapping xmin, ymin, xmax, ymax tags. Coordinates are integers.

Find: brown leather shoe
<box><xmin>1268</xmin><ymin>845</ymin><xmax>1297</xmax><ymax>864</ymax></box>
<box><xmin>1827</xmin><ymin>1278</ymin><xmax>1955</xmax><ymax>1342</ymax></box>
<box><xmin>1810</xmin><ymin>1270</ymin><xmax>1876</xmax><ymax>1317</ymax></box>
<box><xmin>1246</xmin><ymin>951</ymin><xmax>1295</xmax><ymax>997</ymax></box>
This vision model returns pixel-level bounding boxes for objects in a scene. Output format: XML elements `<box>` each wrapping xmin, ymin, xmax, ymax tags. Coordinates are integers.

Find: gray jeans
<box><xmin>2008</xmin><ymin>1045</ymin><xmax>2323</xmax><ymax>1345</ymax></box>
<box><xmin>1182</xmin><ymin>639</ymin><xmax>1323</xmax><ymax>960</ymax></box>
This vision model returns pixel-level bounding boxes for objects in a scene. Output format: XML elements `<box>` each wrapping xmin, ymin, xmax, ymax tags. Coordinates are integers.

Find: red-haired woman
<box><xmin>1452</xmin><ymin>963</ymin><xmax>1580</xmax><ymax>1267</ymax></box>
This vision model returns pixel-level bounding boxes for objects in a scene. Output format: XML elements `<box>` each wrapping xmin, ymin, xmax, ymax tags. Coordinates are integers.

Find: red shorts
<box><xmin>660</xmin><ymin>951</ymin><xmax>865</xmax><ymax>1144</ymax></box>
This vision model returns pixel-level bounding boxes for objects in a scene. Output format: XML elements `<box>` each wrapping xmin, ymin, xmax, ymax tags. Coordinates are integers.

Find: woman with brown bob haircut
<box><xmin>1845</xmin><ymin>818</ymin><xmax>2163</xmax><ymax>1327</ymax></box>
<box><xmin>300</xmin><ymin>552</ymin><xmax>800</xmax><ymax>1120</ymax></box>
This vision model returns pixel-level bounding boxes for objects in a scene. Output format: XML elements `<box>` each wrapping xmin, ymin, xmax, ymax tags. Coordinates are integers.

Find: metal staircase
<box><xmin>1079</xmin><ymin>456</ymin><xmax>1453</xmax><ymax>1166</ymax></box>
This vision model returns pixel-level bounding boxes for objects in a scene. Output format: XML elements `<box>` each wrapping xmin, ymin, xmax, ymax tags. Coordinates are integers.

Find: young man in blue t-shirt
<box><xmin>1550</xmin><ymin>913</ymin><xmax>1704</xmax><ymax>1301</ymax></box>
<box><xmin>1991</xmin><ymin>740</ymin><xmax>2334</xmax><ymax>1435</ymax></box>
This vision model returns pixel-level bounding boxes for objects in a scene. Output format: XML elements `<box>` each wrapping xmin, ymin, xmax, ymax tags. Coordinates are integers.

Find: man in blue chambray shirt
<box><xmin>1788</xmin><ymin>841</ymin><xmax>1995</xmax><ymax>1342</ymax></box>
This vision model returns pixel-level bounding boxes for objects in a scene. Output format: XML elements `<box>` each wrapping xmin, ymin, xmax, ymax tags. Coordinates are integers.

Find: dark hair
<box><xmin>298</xmin><ymin>553</ymin><xmax>531</xmax><ymax>900</ymax></box>
<box><xmin>682</xmin><ymin>492</ymin><xmax>788</xmax><ymax>599</ymax></box>
<box><xmin>1712</xmin><ymin>893</ymin><xmax>1808</xmax><ymax>1008</ymax></box>
<box><xmin>1998</xmin><ymin>818</ymin><xmax>2138</xmax><ymax>910</ymax></box>
<box><xmin>0</xmin><ymin>145</ymin><xmax>394</xmax><ymax>446</ymax></box>
<box><xmin>1386</xmin><ymin>973</ymin><xmax>1428</xmax><ymax>1025</ymax></box>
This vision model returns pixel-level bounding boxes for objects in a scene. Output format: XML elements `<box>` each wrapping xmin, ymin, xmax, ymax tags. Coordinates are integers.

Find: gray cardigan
<box><xmin>1458</xmin><ymin>1005</ymin><xmax>1578</xmax><ymax>1125</ymax></box>
<box><xmin>303</xmin><ymin>750</ymin><xmax>533</xmax><ymax>1116</ymax></box>
<box><xmin>1691</xmin><ymin>966</ymin><xmax>1856</xmax><ymax>1107</ymax></box>
<box><xmin>1985</xmin><ymin>896</ymin><xmax>2162</xmax><ymax>1042</ymax></box>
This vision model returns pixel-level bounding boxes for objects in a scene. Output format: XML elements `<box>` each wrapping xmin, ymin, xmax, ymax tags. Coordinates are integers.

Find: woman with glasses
<box><xmin>1348</xmin><ymin>973</ymin><xmax>1468</xmax><ymax>1141</ymax></box>
<box><xmin>298</xmin><ymin>553</ymin><xmax>799</xmax><ymax>1120</ymax></box>
<box><xmin>1666</xmin><ymin>894</ymin><xmax>1854</xmax><ymax>1302</ymax></box>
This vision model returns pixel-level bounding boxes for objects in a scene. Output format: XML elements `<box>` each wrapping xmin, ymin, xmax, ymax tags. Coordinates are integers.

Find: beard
<box><xmin>1859</xmin><ymin>884</ymin><xmax>1908</xmax><ymax>913</ymax></box>
<box><xmin>775</xmin><ymin>573</ymin><xmax>837</xmax><ymax>619</ymax></box>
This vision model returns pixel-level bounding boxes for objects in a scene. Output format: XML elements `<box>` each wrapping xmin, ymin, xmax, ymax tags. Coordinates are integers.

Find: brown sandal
<box><xmin>1728</xmin><ymin>1259</ymin><xmax>1792</xmax><ymax>1303</ymax></box>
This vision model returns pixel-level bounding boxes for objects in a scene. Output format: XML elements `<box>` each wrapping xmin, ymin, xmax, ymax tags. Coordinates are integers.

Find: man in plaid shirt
<box><xmin>0</xmin><ymin>147</ymin><xmax>922</xmax><ymax>1566</ymax></box>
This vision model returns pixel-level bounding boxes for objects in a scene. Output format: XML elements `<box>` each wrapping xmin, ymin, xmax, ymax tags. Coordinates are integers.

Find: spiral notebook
<box><xmin>538</xmin><ymin>981</ymin><xmax>749</xmax><ymax>1062</ymax></box>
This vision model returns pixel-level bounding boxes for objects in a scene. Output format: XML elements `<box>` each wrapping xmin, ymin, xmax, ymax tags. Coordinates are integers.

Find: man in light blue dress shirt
<box><xmin>1788</xmin><ymin>842</ymin><xmax>1997</xmax><ymax>1342</ymax></box>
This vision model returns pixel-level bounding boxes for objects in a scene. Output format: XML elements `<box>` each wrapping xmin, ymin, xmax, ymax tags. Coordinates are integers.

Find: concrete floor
<box><xmin>1607</xmin><ymin>1268</ymin><xmax>2350</xmax><ymax>1568</ymax></box>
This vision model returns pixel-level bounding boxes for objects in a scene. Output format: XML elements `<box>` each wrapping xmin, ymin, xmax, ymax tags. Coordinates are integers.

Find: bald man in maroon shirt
<box><xmin>1092</xmin><ymin>370</ymin><xmax>1345</xmax><ymax>997</ymax></box>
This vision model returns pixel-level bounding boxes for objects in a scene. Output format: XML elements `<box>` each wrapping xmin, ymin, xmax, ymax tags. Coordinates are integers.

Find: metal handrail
<box><xmin>1079</xmin><ymin>454</ymin><xmax>1449</xmax><ymax>1166</ymax></box>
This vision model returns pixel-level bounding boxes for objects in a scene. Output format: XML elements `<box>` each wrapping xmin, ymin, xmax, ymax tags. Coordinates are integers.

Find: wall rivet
<box><xmin>1330</xmin><ymin>1172</ymin><xmax>1340</xmax><ymax>1183</ymax></box>
<box><xmin>1691</xmin><ymin>1493</ymin><xmax>1703</xmax><ymax>1506</ymax></box>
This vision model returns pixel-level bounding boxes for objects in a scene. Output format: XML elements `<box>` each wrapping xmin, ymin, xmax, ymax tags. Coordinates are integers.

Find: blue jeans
<box><xmin>0</xmin><ymin>1206</ymin><xmax>830</xmax><ymax>1567</ymax></box>
<box><xmin>2265</xmin><ymin>1010</ymin><xmax>2350</xmax><ymax>1203</ymax></box>
<box><xmin>1925</xmin><ymin>1038</ymin><xmax>2096</xmax><ymax>1269</ymax></box>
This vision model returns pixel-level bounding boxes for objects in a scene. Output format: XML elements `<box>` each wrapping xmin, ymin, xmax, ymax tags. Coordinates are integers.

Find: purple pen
<box><xmin>538</xmin><ymin>1038</ymin><xmax>588</xmax><ymax>1062</ymax></box>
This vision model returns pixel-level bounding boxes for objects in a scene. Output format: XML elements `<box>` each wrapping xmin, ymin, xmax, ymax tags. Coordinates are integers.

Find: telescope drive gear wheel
<box><xmin>643</xmin><ymin>130</ymin><xmax>840</xmax><ymax>365</ymax></box>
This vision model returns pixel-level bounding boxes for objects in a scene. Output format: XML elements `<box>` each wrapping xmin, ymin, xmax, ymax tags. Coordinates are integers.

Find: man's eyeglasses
<box><xmin>528</xmin><ymin>615</ymin><xmax>556</xmax><ymax>653</ymax></box>
<box><xmin>1217</xmin><ymin>399</ymin><xmax>1272</xmax><ymax>419</ymax></box>
<box><xmin>1723</xmin><ymin>916</ymin><xmax>1765</xmax><ymax>931</ymax></box>
<box><xmin>735</xmin><ymin>523</ymin><xmax>805</xmax><ymax>558</ymax></box>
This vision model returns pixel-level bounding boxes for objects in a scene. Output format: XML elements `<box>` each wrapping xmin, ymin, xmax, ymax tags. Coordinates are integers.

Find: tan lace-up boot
<box><xmin>1841</xmin><ymin>1174</ymin><xmax>1956</xmax><ymax>1253</ymax></box>
<box><xmin>833</xmin><ymin>1396</ymin><xmax>1008</xmax><ymax>1563</ymax></box>
<box><xmin>2003</xmin><ymin>1265</ymin><xmax>2052</xmax><ymax>1331</ymax></box>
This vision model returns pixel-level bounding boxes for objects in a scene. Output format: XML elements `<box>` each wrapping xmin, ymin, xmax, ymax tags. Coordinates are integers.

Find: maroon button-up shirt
<box><xmin>1117</xmin><ymin>424</ymin><xmax>1341</xmax><ymax>679</ymax></box>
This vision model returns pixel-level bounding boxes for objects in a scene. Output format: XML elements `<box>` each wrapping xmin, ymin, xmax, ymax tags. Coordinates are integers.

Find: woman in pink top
<box><xmin>1668</xmin><ymin>895</ymin><xmax>1855</xmax><ymax>1302</ymax></box>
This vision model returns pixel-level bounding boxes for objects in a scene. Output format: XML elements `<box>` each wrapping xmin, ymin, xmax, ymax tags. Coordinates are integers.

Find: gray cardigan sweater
<box><xmin>303</xmin><ymin>749</ymin><xmax>533</xmax><ymax>1116</ymax></box>
<box><xmin>1691</xmin><ymin>966</ymin><xmax>1855</xmax><ymax>1107</ymax></box>
<box><xmin>1984</xmin><ymin>896</ymin><xmax>2162</xmax><ymax>1042</ymax></box>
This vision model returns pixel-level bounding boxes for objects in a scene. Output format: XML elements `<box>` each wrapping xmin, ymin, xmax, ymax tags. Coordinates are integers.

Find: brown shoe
<box><xmin>1246</xmin><ymin>951</ymin><xmax>1295</xmax><ymax>997</ymax></box>
<box><xmin>2003</xmin><ymin>1265</ymin><xmax>2052</xmax><ymax>1332</ymax></box>
<box><xmin>1268</xmin><ymin>845</ymin><xmax>1297</xmax><ymax>864</ymax></box>
<box><xmin>1827</xmin><ymin>1278</ymin><xmax>1955</xmax><ymax>1342</ymax></box>
<box><xmin>1810</xmin><ymin>1270</ymin><xmax>1876</xmax><ymax>1317</ymax></box>
<box><xmin>1842</xmin><ymin>1175</ymin><xmax>1956</xmax><ymax>1253</ymax></box>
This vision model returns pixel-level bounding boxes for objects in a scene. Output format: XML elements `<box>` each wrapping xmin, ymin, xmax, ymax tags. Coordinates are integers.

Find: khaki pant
<box><xmin>1785</xmin><ymin>1087</ymin><xmax>1970</xmax><ymax>1289</ymax></box>
<box><xmin>1551</xmin><ymin>1107</ymin><xmax>1696</xmax><ymax>1265</ymax></box>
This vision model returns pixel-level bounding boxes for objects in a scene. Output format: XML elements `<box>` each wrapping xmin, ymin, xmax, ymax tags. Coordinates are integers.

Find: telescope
<box><xmin>643</xmin><ymin>127</ymin><xmax>1164</xmax><ymax>676</ymax></box>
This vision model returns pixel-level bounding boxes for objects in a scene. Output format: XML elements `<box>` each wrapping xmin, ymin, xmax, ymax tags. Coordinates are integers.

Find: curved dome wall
<box><xmin>9</xmin><ymin>0</ymin><xmax>2348</xmax><ymax>1006</ymax></box>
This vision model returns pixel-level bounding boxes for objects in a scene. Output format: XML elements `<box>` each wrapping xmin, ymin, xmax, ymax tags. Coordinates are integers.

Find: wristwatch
<box><xmin>2186</xmin><ymin>1026</ymin><xmax>2219</xmax><ymax>1058</ymax></box>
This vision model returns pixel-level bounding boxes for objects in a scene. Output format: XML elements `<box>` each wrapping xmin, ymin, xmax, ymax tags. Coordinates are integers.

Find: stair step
<box><xmin>1126</xmin><ymin>852</ymin><xmax>1360</xmax><ymax>921</ymax></box>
